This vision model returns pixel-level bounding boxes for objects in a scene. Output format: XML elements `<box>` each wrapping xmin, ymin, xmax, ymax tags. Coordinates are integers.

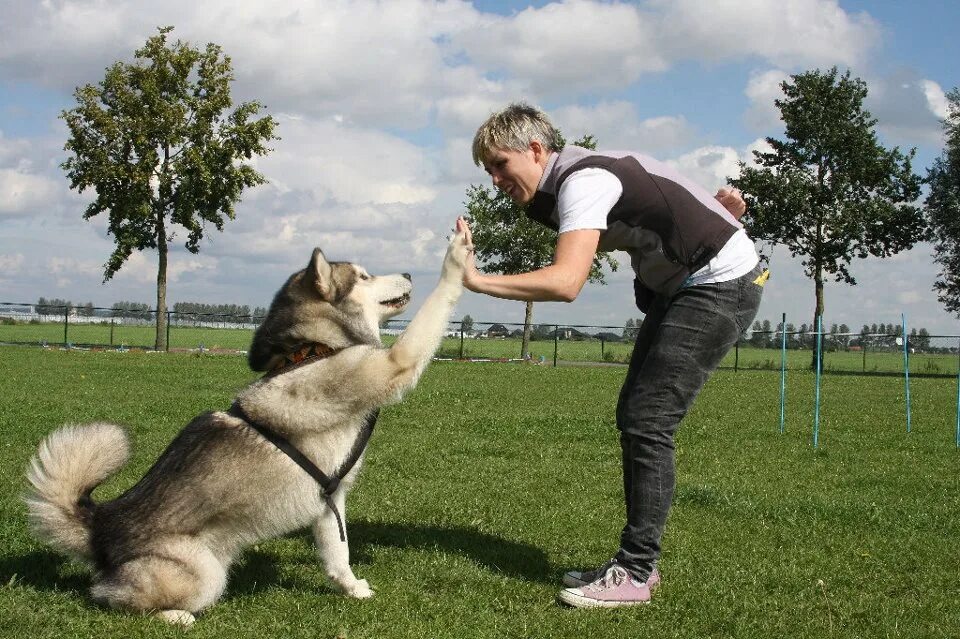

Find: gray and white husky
<box><xmin>24</xmin><ymin>229</ymin><xmax>470</xmax><ymax>626</ymax></box>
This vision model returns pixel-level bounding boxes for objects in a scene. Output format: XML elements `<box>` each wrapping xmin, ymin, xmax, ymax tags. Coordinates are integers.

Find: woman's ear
<box><xmin>530</xmin><ymin>139</ymin><xmax>547</xmax><ymax>165</ymax></box>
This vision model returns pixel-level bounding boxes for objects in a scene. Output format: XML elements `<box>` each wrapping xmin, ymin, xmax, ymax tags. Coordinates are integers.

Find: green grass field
<box><xmin>1</xmin><ymin>347</ymin><xmax>958</xmax><ymax>638</ymax></box>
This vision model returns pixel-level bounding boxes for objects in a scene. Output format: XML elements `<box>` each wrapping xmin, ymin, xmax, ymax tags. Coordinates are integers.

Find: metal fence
<box><xmin>2</xmin><ymin>302</ymin><xmax>958</xmax><ymax>376</ymax></box>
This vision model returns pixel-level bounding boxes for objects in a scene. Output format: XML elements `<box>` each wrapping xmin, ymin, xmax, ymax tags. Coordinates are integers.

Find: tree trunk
<box><xmin>810</xmin><ymin>268</ymin><xmax>825</xmax><ymax>371</ymax></box>
<box><xmin>521</xmin><ymin>300</ymin><xmax>534</xmax><ymax>359</ymax></box>
<box><xmin>155</xmin><ymin>215</ymin><xmax>168</xmax><ymax>351</ymax></box>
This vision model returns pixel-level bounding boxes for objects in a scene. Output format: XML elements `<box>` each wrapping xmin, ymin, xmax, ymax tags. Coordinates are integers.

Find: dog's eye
<box><xmin>359</xmin><ymin>274</ymin><xmax>370</xmax><ymax>281</ymax></box>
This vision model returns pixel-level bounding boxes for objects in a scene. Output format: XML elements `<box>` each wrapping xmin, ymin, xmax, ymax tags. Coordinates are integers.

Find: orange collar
<box><xmin>269</xmin><ymin>342</ymin><xmax>342</xmax><ymax>376</ymax></box>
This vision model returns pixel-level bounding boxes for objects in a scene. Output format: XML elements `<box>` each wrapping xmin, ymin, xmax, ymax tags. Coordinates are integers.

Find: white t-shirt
<box><xmin>556</xmin><ymin>167</ymin><xmax>759</xmax><ymax>286</ymax></box>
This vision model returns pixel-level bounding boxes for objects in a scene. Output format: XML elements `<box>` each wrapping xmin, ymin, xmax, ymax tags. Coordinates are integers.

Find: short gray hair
<box><xmin>471</xmin><ymin>102</ymin><xmax>560</xmax><ymax>166</ymax></box>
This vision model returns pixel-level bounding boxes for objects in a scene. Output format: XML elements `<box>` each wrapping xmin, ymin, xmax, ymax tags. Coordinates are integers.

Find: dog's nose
<box><xmin>402</xmin><ymin>273</ymin><xmax>412</xmax><ymax>281</ymax></box>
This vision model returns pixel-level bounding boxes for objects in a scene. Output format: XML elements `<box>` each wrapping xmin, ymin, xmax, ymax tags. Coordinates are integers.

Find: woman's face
<box><xmin>482</xmin><ymin>141</ymin><xmax>549</xmax><ymax>205</ymax></box>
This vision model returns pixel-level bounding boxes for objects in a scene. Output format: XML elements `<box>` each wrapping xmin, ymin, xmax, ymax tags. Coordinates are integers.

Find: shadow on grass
<box><xmin>230</xmin><ymin>519</ymin><xmax>553</xmax><ymax>593</ymax></box>
<box><xmin>348</xmin><ymin>519</ymin><xmax>553</xmax><ymax>584</ymax></box>
<box><xmin>0</xmin><ymin>548</ymin><xmax>89</xmax><ymax>594</ymax></box>
<box><xmin>1</xmin><ymin>520</ymin><xmax>552</xmax><ymax>606</ymax></box>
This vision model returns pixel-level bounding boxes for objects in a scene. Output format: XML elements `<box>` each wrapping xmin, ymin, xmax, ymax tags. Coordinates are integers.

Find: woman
<box><xmin>457</xmin><ymin>102</ymin><xmax>765</xmax><ymax>608</ymax></box>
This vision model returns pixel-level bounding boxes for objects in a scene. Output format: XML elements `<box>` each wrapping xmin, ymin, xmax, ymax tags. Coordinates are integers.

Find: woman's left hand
<box><xmin>715</xmin><ymin>187</ymin><xmax>746</xmax><ymax>219</ymax></box>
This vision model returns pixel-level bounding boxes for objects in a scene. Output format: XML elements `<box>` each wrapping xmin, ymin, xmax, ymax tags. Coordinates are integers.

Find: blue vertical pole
<box><xmin>902</xmin><ymin>313</ymin><xmax>911</xmax><ymax>434</ymax></box>
<box><xmin>813</xmin><ymin>315</ymin><xmax>823</xmax><ymax>449</ymax></box>
<box><xmin>779</xmin><ymin>312</ymin><xmax>787</xmax><ymax>434</ymax></box>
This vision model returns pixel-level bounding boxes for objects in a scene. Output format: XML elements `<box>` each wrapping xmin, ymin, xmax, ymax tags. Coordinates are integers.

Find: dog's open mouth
<box><xmin>380</xmin><ymin>293</ymin><xmax>410</xmax><ymax>308</ymax></box>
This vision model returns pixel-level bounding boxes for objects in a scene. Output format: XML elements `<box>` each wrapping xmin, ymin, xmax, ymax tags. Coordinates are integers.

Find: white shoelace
<box><xmin>585</xmin><ymin>565</ymin><xmax>632</xmax><ymax>592</ymax></box>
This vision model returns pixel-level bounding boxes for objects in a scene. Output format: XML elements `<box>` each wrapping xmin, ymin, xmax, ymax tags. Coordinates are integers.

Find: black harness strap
<box><xmin>228</xmin><ymin>402</ymin><xmax>378</xmax><ymax>542</ymax></box>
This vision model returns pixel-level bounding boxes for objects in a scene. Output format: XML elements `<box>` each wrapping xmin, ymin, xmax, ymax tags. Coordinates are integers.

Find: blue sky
<box><xmin>0</xmin><ymin>0</ymin><xmax>957</xmax><ymax>337</ymax></box>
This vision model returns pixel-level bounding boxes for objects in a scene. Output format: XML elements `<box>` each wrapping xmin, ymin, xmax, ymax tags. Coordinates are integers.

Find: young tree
<box><xmin>749</xmin><ymin>320</ymin><xmax>765</xmax><ymax>348</ymax></box>
<box><xmin>61</xmin><ymin>26</ymin><xmax>279</xmax><ymax>350</ymax></box>
<box><xmin>925</xmin><ymin>88</ymin><xmax>960</xmax><ymax>315</ymax></box>
<box><xmin>838</xmin><ymin>323</ymin><xmax>850</xmax><ymax>349</ymax></box>
<box><xmin>460</xmin><ymin>314</ymin><xmax>475</xmax><ymax>334</ymax></box>
<box><xmin>464</xmin><ymin>135</ymin><xmax>617</xmax><ymax>359</ymax></box>
<box><xmin>731</xmin><ymin>67</ymin><xmax>924</xmax><ymax>367</ymax></box>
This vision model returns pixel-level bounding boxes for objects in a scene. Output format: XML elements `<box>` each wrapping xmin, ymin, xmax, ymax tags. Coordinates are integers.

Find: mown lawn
<box><xmin>0</xmin><ymin>347</ymin><xmax>957</xmax><ymax>638</ymax></box>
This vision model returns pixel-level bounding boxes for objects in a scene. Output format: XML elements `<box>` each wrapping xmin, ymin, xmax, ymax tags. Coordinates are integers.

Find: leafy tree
<box><xmin>749</xmin><ymin>320</ymin><xmax>765</xmax><ymax>347</ymax></box>
<box><xmin>60</xmin><ymin>26</ymin><xmax>279</xmax><ymax>350</ymax></box>
<box><xmin>925</xmin><ymin>88</ymin><xmax>960</xmax><ymax>315</ymax></box>
<box><xmin>464</xmin><ymin>135</ymin><xmax>618</xmax><ymax>358</ymax></box>
<box><xmin>784</xmin><ymin>323</ymin><xmax>798</xmax><ymax>348</ymax></box>
<box><xmin>731</xmin><ymin>67</ymin><xmax>924</xmax><ymax>367</ymax></box>
<box><xmin>460</xmin><ymin>314</ymin><xmax>475</xmax><ymax>334</ymax></box>
<box><xmin>838</xmin><ymin>323</ymin><xmax>850</xmax><ymax>349</ymax></box>
<box><xmin>756</xmin><ymin>318</ymin><xmax>773</xmax><ymax>348</ymax></box>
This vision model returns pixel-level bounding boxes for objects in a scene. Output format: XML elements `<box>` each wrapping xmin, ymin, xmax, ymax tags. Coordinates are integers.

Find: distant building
<box><xmin>486</xmin><ymin>323</ymin><xmax>511</xmax><ymax>337</ymax></box>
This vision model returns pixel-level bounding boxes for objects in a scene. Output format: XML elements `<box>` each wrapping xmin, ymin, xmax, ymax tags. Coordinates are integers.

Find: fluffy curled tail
<box><xmin>24</xmin><ymin>423</ymin><xmax>130</xmax><ymax>560</ymax></box>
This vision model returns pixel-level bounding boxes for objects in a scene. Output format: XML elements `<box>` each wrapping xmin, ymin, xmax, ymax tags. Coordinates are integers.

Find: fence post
<box><xmin>902</xmin><ymin>313</ymin><xmax>911</xmax><ymax>434</ymax></box>
<box><xmin>779</xmin><ymin>312</ymin><xmax>787</xmax><ymax>434</ymax></box>
<box><xmin>734</xmin><ymin>339</ymin><xmax>740</xmax><ymax>371</ymax></box>
<box><xmin>600</xmin><ymin>337</ymin><xmax>605</xmax><ymax>361</ymax></box>
<box><xmin>63</xmin><ymin>305</ymin><xmax>69</xmax><ymax>345</ymax></box>
<box><xmin>553</xmin><ymin>325</ymin><xmax>559</xmax><ymax>367</ymax></box>
<box><xmin>459</xmin><ymin>323</ymin><xmax>464</xmax><ymax>359</ymax></box>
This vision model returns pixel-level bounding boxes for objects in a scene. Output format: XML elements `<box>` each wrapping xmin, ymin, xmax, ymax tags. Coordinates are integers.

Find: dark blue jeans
<box><xmin>614</xmin><ymin>264</ymin><xmax>763</xmax><ymax>580</ymax></box>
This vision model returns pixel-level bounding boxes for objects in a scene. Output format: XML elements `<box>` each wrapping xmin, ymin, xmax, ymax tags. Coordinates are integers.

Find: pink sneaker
<box><xmin>563</xmin><ymin>561</ymin><xmax>660</xmax><ymax>590</ymax></box>
<box><xmin>557</xmin><ymin>564</ymin><xmax>654</xmax><ymax>608</ymax></box>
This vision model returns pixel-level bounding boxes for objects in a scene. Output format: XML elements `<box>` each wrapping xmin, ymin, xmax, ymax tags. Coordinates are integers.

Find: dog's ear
<box><xmin>306</xmin><ymin>248</ymin><xmax>337</xmax><ymax>301</ymax></box>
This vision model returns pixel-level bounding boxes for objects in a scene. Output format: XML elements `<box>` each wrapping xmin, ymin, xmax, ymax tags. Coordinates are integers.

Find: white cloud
<box><xmin>921</xmin><ymin>80</ymin><xmax>950</xmax><ymax>120</ymax></box>
<box><xmin>652</xmin><ymin>0</ymin><xmax>880</xmax><ymax>68</ymax></box>
<box><xmin>868</xmin><ymin>71</ymin><xmax>949</xmax><ymax>146</ymax></box>
<box><xmin>552</xmin><ymin>102</ymin><xmax>695</xmax><ymax>153</ymax></box>
<box><xmin>46</xmin><ymin>255</ymin><xmax>102</xmax><ymax>288</ymax></box>
<box><xmin>744</xmin><ymin>69</ymin><xmax>788</xmax><ymax>131</ymax></box>
<box><xmin>454</xmin><ymin>1</ymin><xmax>665</xmax><ymax>97</ymax></box>
<box><xmin>0</xmin><ymin>252</ymin><xmax>25</xmax><ymax>275</ymax></box>
<box><xmin>666</xmin><ymin>145</ymin><xmax>743</xmax><ymax>192</ymax></box>
<box><xmin>0</xmin><ymin>167</ymin><xmax>61</xmax><ymax>216</ymax></box>
<box><xmin>260</xmin><ymin>115</ymin><xmax>437</xmax><ymax>209</ymax></box>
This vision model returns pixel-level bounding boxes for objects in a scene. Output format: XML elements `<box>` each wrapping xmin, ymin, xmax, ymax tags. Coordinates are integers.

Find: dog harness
<box><xmin>228</xmin><ymin>342</ymin><xmax>378</xmax><ymax>542</ymax></box>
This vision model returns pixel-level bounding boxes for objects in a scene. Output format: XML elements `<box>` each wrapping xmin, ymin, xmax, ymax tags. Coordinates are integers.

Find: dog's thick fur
<box><xmin>24</xmin><ymin>230</ymin><xmax>469</xmax><ymax>625</ymax></box>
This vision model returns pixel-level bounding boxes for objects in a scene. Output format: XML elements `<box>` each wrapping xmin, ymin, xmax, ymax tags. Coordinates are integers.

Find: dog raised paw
<box><xmin>441</xmin><ymin>229</ymin><xmax>470</xmax><ymax>284</ymax></box>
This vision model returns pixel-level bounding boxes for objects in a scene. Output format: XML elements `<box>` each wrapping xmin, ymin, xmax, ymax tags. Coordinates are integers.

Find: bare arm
<box><xmin>458</xmin><ymin>217</ymin><xmax>599</xmax><ymax>303</ymax></box>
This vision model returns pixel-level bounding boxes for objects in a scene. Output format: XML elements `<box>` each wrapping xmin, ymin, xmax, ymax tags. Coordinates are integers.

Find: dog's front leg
<box><xmin>379</xmin><ymin>228</ymin><xmax>469</xmax><ymax>393</ymax></box>
<box><xmin>313</xmin><ymin>489</ymin><xmax>372</xmax><ymax>598</ymax></box>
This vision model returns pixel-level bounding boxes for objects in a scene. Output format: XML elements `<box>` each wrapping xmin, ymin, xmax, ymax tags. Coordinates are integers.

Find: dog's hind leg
<box><xmin>313</xmin><ymin>489</ymin><xmax>372</xmax><ymax>599</ymax></box>
<box><xmin>91</xmin><ymin>538</ymin><xmax>227</xmax><ymax>624</ymax></box>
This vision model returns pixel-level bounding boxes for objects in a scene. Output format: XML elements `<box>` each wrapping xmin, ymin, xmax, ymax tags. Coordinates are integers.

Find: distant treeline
<box><xmin>172</xmin><ymin>302</ymin><xmax>269</xmax><ymax>322</ymax></box>
<box><xmin>33</xmin><ymin>298</ymin><xmax>268</xmax><ymax>321</ymax></box>
<box><xmin>745</xmin><ymin>319</ymin><xmax>937</xmax><ymax>351</ymax></box>
<box><xmin>619</xmin><ymin>317</ymin><xmax>943</xmax><ymax>352</ymax></box>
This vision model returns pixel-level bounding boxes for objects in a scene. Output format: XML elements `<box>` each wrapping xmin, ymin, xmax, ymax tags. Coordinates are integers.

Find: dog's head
<box><xmin>248</xmin><ymin>248</ymin><xmax>413</xmax><ymax>372</ymax></box>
